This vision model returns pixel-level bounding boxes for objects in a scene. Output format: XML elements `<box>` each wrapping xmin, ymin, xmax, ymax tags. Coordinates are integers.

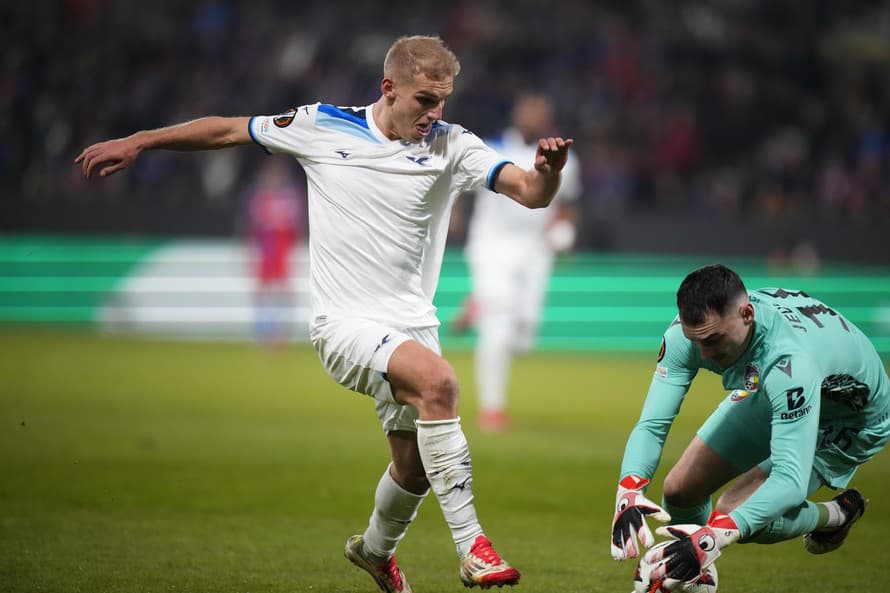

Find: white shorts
<box><xmin>309</xmin><ymin>317</ymin><xmax>441</xmax><ymax>433</ymax></box>
<box><xmin>467</xmin><ymin>240</ymin><xmax>553</xmax><ymax>347</ymax></box>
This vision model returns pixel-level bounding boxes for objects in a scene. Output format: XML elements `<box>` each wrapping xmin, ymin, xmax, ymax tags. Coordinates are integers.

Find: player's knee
<box><xmin>662</xmin><ymin>471</ymin><xmax>702</xmax><ymax>508</ymax></box>
<box><xmin>419</xmin><ymin>364</ymin><xmax>460</xmax><ymax>416</ymax></box>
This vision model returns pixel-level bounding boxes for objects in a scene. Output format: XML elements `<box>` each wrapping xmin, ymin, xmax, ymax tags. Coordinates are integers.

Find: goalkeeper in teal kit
<box><xmin>611</xmin><ymin>264</ymin><xmax>890</xmax><ymax>590</ymax></box>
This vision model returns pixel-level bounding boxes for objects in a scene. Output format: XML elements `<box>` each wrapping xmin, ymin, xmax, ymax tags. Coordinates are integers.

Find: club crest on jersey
<box><xmin>729</xmin><ymin>389</ymin><xmax>751</xmax><ymax>402</ymax></box>
<box><xmin>273</xmin><ymin>108</ymin><xmax>297</xmax><ymax>128</ymax></box>
<box><xmin>744</xmin><ymin>363</ymin><xmax>760</xmax><ymax>392</ymax></box>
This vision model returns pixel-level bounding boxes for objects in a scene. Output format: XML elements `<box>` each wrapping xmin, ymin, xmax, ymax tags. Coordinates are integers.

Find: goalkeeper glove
<box><xmin>644</xmin><ymin>511</ymin><xmax>740</xmax><ymax>586</ymax></box>
<box><xmin>611</xmin><ymin>475</ymin><xmax>671</xmax><ymax>560</ymax></box>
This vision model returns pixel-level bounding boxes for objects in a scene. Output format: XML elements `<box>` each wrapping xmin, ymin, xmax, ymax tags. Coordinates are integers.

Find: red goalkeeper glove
<box><xmin>611</xmin><ymin>475</ymin><xmax>671</xmax><ymax>560</ymax></box>
<box><xmin>644</xmin><ymin>511</ymin><xmax>740</xmax><ymax>586</ymax></box>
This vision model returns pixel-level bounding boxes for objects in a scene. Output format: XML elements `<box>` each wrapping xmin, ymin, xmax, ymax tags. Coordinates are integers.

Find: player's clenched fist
<box><xmin>610</xmin><ymin>475</ymin><xmax>671</xmax><ymax>560</ymax></box>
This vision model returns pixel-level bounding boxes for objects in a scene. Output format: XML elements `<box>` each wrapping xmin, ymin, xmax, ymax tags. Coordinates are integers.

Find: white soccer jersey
<box><xmin>249</xmin><ymin>103</ymin><xmax>511</xmax><ymax>328</ymax></box>
<box><xmin>465</xmin><ymin>127</ymin><xmax>581</xmax><ymax>255</ymax></box>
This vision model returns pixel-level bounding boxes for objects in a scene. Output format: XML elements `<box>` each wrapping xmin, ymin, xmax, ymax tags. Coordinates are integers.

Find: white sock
<box><xmin>819</xmin><ymin>500</ymin><xmax>846</xmax><ymax>529</ymax></box>
<box><xmin>362</xmin><ymin>464</ymin><xmax>427</xmax><ymax>563</ymax></box>
<box><xmin>416</xmin><ymin>418</ymin><xmax>484</xmax><ymax>556</ymax></box>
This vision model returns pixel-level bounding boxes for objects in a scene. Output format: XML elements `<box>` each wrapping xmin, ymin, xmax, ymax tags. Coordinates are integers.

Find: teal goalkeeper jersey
<box><xmin>619</xmin><ymin>288</ymin><xmax>890</xmax><ymax>537</ymax></box>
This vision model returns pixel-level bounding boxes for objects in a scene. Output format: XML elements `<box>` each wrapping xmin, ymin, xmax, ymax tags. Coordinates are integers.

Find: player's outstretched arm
<box><xmin>75</xmin><ymin>116</ymin><xmax>252</xmax><ymax>178</ymax></box>
<box><xmin>494</xmin><ymin>136</ymin><xmax>574</xmax><ymax>209</ymax></box>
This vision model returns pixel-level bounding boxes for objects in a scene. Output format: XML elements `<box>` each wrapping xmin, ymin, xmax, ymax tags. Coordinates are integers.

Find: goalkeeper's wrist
<box><xmin>618</xmin><ymin>475</ymin><xmax>650</xmax><ymax>490</ymax></box>
<box><xmin>723</xmin><ymin>510</ymin><xmax>750</xmax><ymax>540</ymax></box>
<box><xmin>706</xmin><ymin>511</ymin><xmax>741</xmax><ymax>547</ymax></box>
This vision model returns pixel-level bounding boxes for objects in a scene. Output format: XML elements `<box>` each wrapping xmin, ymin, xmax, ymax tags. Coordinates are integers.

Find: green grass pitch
<box><xmin>2</xmin><ymin>329</ymin><xmax>887</xmax><ymax>592</ymax></box>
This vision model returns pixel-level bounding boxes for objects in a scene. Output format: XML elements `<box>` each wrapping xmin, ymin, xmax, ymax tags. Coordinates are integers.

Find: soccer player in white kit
<box><xmin>462</xmin><ymin>94</ymin><xmax>582</xmax><ymax>432</ymax></box>
<box><xmin>76</xmin><ymin>36</ymin><xmax>574</xmax><ymax>592</ymax></box>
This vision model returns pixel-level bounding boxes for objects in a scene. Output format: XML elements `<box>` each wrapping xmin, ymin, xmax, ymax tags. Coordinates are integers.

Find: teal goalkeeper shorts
<box><xmin>698</xmin><ymin>389</ymin><xmax>890</xmax><ymax>493</ymax></box>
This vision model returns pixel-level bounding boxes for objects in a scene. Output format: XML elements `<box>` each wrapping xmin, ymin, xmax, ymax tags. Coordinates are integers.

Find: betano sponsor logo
<box><xmin>781</xmin><ymin>403</ymin><xmax>813</xmax><ymax>420</ymax></box>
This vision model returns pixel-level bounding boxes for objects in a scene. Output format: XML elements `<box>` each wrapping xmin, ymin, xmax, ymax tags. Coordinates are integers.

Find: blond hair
<box><xmin>383</xmin><ymin>35</ymin><xmax>461</xmax><ymax>83</ymax></box>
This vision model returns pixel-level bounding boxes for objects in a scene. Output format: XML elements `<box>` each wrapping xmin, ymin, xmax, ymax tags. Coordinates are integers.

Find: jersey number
<box><xmin>758</xmin><ymin>289</ymin><xmax>850</xmax><ymax>333</ymax></box>
<box><xmin>796</xmin><ymin>304</ymin><xmax>850</xmax><ymax>332</ymax></box>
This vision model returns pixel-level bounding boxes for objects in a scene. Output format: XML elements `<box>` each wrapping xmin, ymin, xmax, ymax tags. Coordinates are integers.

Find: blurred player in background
<box><xmin>456</xmin><ymin>94</ymin><xmax>582</xmax><ymax>432</ymax></box>
<box><xmin>610</xmin><ymin>264</ymin><xmax>890</xmax><ymax>591</ymax></box>
<box><xmin>243</xmin><ymin>158</ymin><xmax>305</xmax><ymax>349</ymax></box>
<box><xmin>76</xmin><ymin>35</ymin><xmax>574</xmax><ymax>592</ymax></box>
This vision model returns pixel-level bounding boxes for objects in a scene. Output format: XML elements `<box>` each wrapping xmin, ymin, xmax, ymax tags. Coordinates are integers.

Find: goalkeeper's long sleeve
<box><xmin>728</xmin><ymin>360</ymin><xmax>822</xmax><ymax>538</ymax></box>
<box><xmin>620</xmin><ymin>324</ymin><xmax>698</xmax><ymax>481</ymax></box>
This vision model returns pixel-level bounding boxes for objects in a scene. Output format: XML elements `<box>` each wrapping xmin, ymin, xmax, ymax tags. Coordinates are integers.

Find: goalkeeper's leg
<box><xmin>716</xmin><ymin>464</ymin><xmax>860</xmax><ymax>545</ymax></box>
<box><xmin>662</xmin><ymin>393</ymin><xmax>768</xmax><ymax>525</ymax></box>
<box><xmin>738</xmin><ymin>496</ymin><xmax>863</xmax><ymax>546</ymax></box>
<box><xmin>661</xmin><ymin>436</ymin><xmax>741</xmax><ymax>525</ymax></box>
<box><xmin>662</xmin><ymin>497</ymin><xmax>712</xmax><ymax>526</ymax></box>
<box><xmin>803</xmin><ymin>488</ymin><xmax>868</xmax><ymax>553</ymax></box>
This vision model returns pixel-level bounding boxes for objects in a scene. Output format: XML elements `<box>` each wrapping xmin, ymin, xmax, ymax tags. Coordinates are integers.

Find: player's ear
<box><xmin>740</xmin><ymin>302</ymin><xmax>754</xmax><ymax>325</ymax></box>
<box><xmin>381</xmin><ymin>77</ymin><xmax>396</xmax><ymax>100</ymax></box>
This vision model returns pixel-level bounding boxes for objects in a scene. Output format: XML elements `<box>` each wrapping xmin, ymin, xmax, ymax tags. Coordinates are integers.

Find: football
<box><xmin>632</xmin><ymin>541</ymin><xmax>718</xmax><ymax>593</ymax></box>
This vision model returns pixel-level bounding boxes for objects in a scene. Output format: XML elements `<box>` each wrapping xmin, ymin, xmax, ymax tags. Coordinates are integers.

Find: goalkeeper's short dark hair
<box><xmin>677</xmin><ymin>264</ymin><xmax>747</xmax><ymax>326</ymax></box>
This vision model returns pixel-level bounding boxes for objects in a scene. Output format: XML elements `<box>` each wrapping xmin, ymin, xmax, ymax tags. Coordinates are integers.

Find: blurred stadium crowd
<box><xmin>3</xmin><ymin>0</ymin><xmax>890</xmax><ymax>246</ymax></box>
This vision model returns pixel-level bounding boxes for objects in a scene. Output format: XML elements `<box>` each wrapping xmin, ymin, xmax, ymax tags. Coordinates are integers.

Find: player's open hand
<box><xmin>75</xmin><ymin>137</ymin><xmax>140</xmax><ymax>179</ymax></box>
<box><xmin>534</xmin><ymin>137</ymin><xmax>573</xmax><ymax>175</ymax></box>
<box><xmin>611</xmin><ymin>475</ymin><xmax>671</xmax><ymax>560</ymax></box>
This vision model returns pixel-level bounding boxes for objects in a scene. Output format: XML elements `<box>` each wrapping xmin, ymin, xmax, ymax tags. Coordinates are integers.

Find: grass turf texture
<box><xmin>2</xmin><ymin>329</ymin><xmax>887</xmax><ymax>592</ymax></box>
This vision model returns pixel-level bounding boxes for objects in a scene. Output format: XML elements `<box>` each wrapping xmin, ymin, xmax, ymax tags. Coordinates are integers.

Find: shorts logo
<box><xmin>744</xmin><ymin>363</ymin><xmax>760</xmax><ymax>392</ymax></box>
<box><xmin>657</xmin><ymin>337</ymin><xmax>666</xmax><ymax>363</ymax></box>
<box><xmin>373</xmin><ymin>333</ymin><xmax>391</xmax><ymax>354</ymax></box>
<box><xmin>656</xmin><ymin>365</ymin><xmax>669</xmax><ymax>379</ymax></box>
<box><xmin>729</xmin><ymin>389</ymin><xmax>750</xmax><ymax>402</ymax></box>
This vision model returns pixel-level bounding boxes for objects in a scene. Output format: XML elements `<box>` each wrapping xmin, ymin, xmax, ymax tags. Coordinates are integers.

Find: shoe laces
<box><xmin>470</xmin><ymin>536</ymin><xmax>502</xmax><ymax>565</ymax></box>
<box><xmin>380</xmin><ymin>556</ymin><xmax>404</xmax><ymax>590</ymax></box>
